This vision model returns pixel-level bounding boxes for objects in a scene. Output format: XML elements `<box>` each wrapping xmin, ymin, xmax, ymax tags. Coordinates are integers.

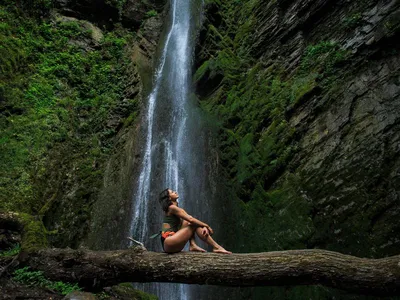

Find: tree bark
<box><xmin>2</xmin><ymin>212</ymin><xmax>400</xmax><ymax>296</ymax></box>
<box><xmin>21</xmin><ymin>248</ymin><xmax>400</xmax><ymax>295</ymax></box>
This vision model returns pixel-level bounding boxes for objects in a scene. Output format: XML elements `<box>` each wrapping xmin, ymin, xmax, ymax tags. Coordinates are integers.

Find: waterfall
<box><xmin>128</xmin><ymin>0</ymin><xmax>214</xmax><ymax>299</ymax></box>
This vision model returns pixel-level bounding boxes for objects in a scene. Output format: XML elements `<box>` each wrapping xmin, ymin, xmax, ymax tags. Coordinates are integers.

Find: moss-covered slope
<box><xmin>195</xmin><ymin>0</ymin><xmax>400</xmax><ymax>259</ymax></box>
<box><xmin>0</xmin><ymin>0</ymin><xmax>165</xmax><ymax>247</ymax></box>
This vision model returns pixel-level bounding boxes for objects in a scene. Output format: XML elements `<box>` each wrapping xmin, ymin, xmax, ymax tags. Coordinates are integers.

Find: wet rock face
<box><xmin>296</xmin><ymin>50</ymin><xmax>400</xmax><ymax>256</ymax></box>
<box><xmin>248</xmin><ymin>0</ymin><xmax>400</xmax><ymax>71</ymax></box>
<box><xmin>194</xmin><ymin>0</ymin><xmax>400</xmax><ymax>258</ymax></box>
<box><xmin>83</xmin><ymin>3</ymin><xmax>167</xmax><ymax>251</ymax></box>
<box><xmin>54</xmin><ymin>0</ymin><xmax>165</xmax><ymax>29</ymax></box>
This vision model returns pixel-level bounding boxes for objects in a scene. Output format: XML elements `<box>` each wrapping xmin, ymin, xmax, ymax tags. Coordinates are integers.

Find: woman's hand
<box><xmin>206</xmin><ymin>225</ymin><xmax>214</xmax><ymax>235</ymax></box>
<box><xmin>169</xmin><ymin>206</ymin><xmax>214</xmax><ymax>235</ymax></box>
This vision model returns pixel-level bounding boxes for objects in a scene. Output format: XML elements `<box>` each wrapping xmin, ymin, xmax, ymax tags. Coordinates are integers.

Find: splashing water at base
<box><xmin>128</xmin><ymin>0</ymin><xmax>212</xmax><ymax>299</ymax></box>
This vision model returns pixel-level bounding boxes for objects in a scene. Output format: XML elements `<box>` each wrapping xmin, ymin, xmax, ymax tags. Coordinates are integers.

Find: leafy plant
<box><xmin>0</xmin><ymin>244</ymin><xmax>21</xmax><ymax>257</ymax></box>
<box><xmin>300</xmin><ymin>41</ymin><xmax>349</xmax><ymax>76</ymax></box>
<box><xmin>145</xmin><ymin>10</ymin><xmax>158</xmax><ymax>18</ymax></box>
<box><xmin>97</xmin><ymin>292</ymin><xmax>111</xmax><ymax>299</ymax></box>
<box><xmin>13</xmin><ymin>267</ymin><xmax>81</xmax><ymax>295</ymax></box>
<box><xmin>0</xmin><ymin>4</ymin><xmax>137</xmax><ymax>215</ymax></box>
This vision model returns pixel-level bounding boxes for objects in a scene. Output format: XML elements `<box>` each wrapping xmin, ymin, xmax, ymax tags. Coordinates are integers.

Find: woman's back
<box><xmin>162</xmin><ymin>213</ymin><xmax>181</xmax><ymax>232</ymax></box>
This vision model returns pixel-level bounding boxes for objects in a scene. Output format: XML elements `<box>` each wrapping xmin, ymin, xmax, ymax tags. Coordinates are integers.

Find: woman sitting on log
<box><xmin>159</xmin><ymin>188</ymin><xmax>231</xmax><ymax>254</ymax></box>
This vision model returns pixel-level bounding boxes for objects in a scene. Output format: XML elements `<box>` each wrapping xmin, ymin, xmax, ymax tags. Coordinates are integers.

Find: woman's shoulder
<box><xmin>167</xmin><ymin>205</ymin><xmax>180</xmax><ymax>214</ymax></box>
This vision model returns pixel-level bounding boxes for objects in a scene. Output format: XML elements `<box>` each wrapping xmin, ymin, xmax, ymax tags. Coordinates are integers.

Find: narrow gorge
<box><xmin>1</xmin><ymin>0</ymin><xmax>399</xmax><ymax>299</ymax></box>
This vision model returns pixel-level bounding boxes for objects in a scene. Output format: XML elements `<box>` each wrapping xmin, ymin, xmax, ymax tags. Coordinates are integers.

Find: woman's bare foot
<box><xmin>190</xmin><ymin>244</ymin><xmax>206</xmax><ymax>252</ymax></box>
<box><xmin>213</xmin><ymin>247</ymin><xmax>232</xmax><ymax>254</ymax></box>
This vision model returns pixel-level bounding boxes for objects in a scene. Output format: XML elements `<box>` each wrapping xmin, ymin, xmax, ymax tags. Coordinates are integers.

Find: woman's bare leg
<box><xmin>163</xmin><ymin>226</ymin><xmax>196</xmax><ymax>253</ymax></box>
<box><xmin>164</xmin><ymin>225</ymin><xmax>231</xmax><ymax>254</ymax></box>
<box><xmin>189</xmin><ymin>234</ymin><xmax>206</xmax><ymax>252</ymax></box>
<box><xmin>195</xmin><ymin>227</ymin><xmax>231</xmax><ymax>254</ymax></box>
<box><xmin>181</xmin><ymin>220</ymin><xmax>206</xmax><ymax>252</ymax></box>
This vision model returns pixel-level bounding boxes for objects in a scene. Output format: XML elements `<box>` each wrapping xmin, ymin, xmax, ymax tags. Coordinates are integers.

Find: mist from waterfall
<box><xmin>128</xmin><ymin>0</ymin><xmax>214</xmax><ymax>299</ymax></box>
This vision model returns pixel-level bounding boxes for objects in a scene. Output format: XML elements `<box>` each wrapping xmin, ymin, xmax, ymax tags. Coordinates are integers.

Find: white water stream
<box><xmin>129</xmin><ymin>0</ymin><xmax>209</xmax><ymax>299</ymax></box>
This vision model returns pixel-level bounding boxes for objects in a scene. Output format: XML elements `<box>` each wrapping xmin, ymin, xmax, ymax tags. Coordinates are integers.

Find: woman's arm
<box><xmin>168</xmin><ymin>206</ymin><xmax>213</xmax><ymax>234</ymax></box>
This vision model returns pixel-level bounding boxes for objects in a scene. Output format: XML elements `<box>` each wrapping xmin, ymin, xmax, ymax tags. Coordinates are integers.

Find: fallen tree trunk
<box><xmin>21</xmin><ymin>247</ymin><xmax>400</xmax><ymax>296</ymax></box>
<box><xmin>2</xmin><ymin>212</ymin><xmax>400</xmax><ymax>296</ymax></box>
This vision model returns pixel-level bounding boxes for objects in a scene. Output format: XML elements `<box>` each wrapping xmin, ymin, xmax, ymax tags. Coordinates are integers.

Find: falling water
<box><xmin>128</xmin><ymin>0</ymin><xmax>214</xmax><ymax>299</ymax></box>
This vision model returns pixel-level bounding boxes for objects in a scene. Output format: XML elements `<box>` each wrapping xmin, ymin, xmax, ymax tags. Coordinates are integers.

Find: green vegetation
<box><xmin>196</xmin><ymin>48</ymin><xmax>314</xmax><ymax>204</ymax></box>
<box><xmin>19</xmin><ymin>213</ymin><xmax>49</xmax><ymax>252</ymax></box>
<box><xmin>106</xmin><ymin>0</ymin><xmax>127</xmax><ymax>17</ymax></box>
<box><xmin>0</xmin><ymin>3</ymin><xmax>138</xmax><ymax>219</ymax></box>
<box><xmin>300</xmin><ymin>41</ymin><xmax>349</xmax><ymax>77</ymax></box>
<box><xmin>195</xmin><ymin>0</ymin><xmax>352</xmax><ymax>215</ymax></box>
<box><xmin>111</xmin><ymin>283</ymin><xmax>158</xmax><ymax>300</ymax></box>
<box><xmin>235</xmin><ymin>176</ymin><xmax>315</xmax><ymax>252</ymax></box>
<box><xmin>195</xmin><ymin>2</ymin><xmax>394</xmax><ymax>298</ymax></box>
<box><xmin>342</xmin><ymin>13</ymin><xmax>363</xmax><ymax>29</ymax></box>
<box><xmin>0</xmin><ymin>244</ymin><xmax>21</xmax><ymax>257</ymax></box>
<box><xmin>96</xmin><ymin>283</ymin><xmax>158</xmax><ymax>300</ymax></box>
<box><xmin>145</xmin><ymin>10</ymin><xmax>158</xmax><ymax>18</ymax></box>
<box><xmin>13</xmin><ymin>267</ymin><xmax>81</xmax><ymax>295</ymax></box>
<box><xmin>195</xmin><ymin>0</ymin><xmax>356</xmax><ymax>257</ymax></box>
<box><xmin>97</xmin><ymin>292</ymin><xmax>111</xmax><ymax>299</ymax></box>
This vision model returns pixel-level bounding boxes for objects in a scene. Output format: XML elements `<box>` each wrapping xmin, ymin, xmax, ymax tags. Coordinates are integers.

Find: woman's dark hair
<box><xmin>159</xmin><ymin>188</ymin><xmax>172</xmax><ymax>212</ymax></box>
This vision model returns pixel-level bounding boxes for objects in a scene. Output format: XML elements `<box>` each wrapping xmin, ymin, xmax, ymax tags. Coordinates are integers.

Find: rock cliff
<box><xmin>194</xmin><ymin>1</ymin><xmax>400</xmax><ymax>297</ymax></box>
<box><xmin>0</xmin><ymin>0</ymin><xmax>166</xmax><ymax>248</ymax></box>
<box><xmin>194</xmin><ymin>0</ymin><xmax>400</xmax><ymax>267</ymax></box>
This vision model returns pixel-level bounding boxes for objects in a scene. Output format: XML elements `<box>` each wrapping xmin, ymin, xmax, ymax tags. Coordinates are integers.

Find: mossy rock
<box><xmin>64</xmin><ymin>291</ymin><xmax>98</xmax><ymax>300</ymax></box>
<box><xmin>106</xmin><ymin>283</ymin><xmax>158</xmax><ymax>300</ymax></box>
<box><xmin>0</xmin><ymin>212</ymin><xmax>48</xmax><ymax>253</ymax></box>
<box><xmin>18</xmin><ymin>213</ymin><xmax>48</xmax><ymax>252</ymax></box>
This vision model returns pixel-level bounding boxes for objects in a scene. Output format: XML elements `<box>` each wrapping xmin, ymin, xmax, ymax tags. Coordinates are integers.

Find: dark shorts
<box><xmin>161</xmin><ymin>236</ymin><xmax>165</xmax><ymax>251</ymax></box>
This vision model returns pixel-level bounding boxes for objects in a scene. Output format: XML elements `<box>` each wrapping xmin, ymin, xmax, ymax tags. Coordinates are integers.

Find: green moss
<box><xmin>0</xmin><ymin>244</ymin><xmax>21</xmax><ymax>257</ymax></box>
<box><xmin>110</xmin><ymin>283</ymin><xmax>158</xmax><ymax>300</ymax></box>
<box><xmin>289</xmin><ymin>73</ymin><xmax>318</xmax><ymax>105</ymax></box>
<box><xmin>195</xmin><ymin>39</ymin><xmax>349</xmax><ymax>206</ymax></box>
<box><xmin>193</xmin><ymin>60</ymin><xmax>210</xmax><ymax>82</ymax></box>
<box><xmin>383</xmin><ymin>12</ymin><xmax>400</xmax><ymax>36</ymax></box>
<box><xmin>342</xmin><ymin>13</ymin><xmax>363</xmax><ymax>29</ymax></box>
<box><xmin>96</xmin><ymin>283</ymin><xmax>158</xmax><ymax>299</ymax></box>
<box><xmin>19</xmin><ymin>213</ymin><xmax>48</xmax><ymax>252</ymax></box>
<box><xmin>13</xmin><ymin>266</ymin><xmax>81</xmax><ymax>295</ymax></box>
<box><xmin>123</xmin><ymin>112</ymin><xmax>138</xmax><ymax>128</ymax></box>
<box><xmin>105</xmin><ymin>0</ymin><xmax>127</xmax><ymax>18</ymax></box>
<box><xmin>145</xmin><ymin>10</ymin><xmax>158</xmax><ymax>18</ymax></box>
<box><xmin>300</xmin><ymin>41</ymin><xmax>349</xmax><ymax>77</ymax></box>
<box><xmin>198</xmin><ymin>60</ymin><xmax>301</xmax><ymax>198</ymax></box>
<box><xmin>196</xmin><ymin>0</ymin><xmax>400</xmax><ymax>298</ymax></box>
<box><xmin>97</xmin><ymin>292</ymin><xmax>111</xmax><ymax>299</ymax></box>
<box><xmin>0</xmin><ymin>4</ymin><xmax>138</xmax><ymax>218</ymax></box>
<box><xmin>233</xmin><ymin>175</ymin><xmax>315</xmax><ymax>253</ymax></box>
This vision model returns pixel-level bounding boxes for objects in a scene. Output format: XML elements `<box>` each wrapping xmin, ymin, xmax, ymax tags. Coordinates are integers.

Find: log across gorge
<box><xmin>13</xmin><ymin>247</ymin><xmax>400</xmax><ymax>296</ymax></box>
<box><xmin>1</xmin><ymin>213</ymin><xmax>400</xmax><ymax>296</ymax></box>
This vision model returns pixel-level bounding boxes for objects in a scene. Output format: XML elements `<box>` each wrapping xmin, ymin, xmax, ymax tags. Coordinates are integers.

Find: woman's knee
<box><xmin>181</xmin><ymin>221</ymin><xmax>196</xmax><ymax>232</ymax></box>
<box><xmin>182</xmin><ymin>220</ymin><xmax>193</xmax><ymax>227</ymax></box>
